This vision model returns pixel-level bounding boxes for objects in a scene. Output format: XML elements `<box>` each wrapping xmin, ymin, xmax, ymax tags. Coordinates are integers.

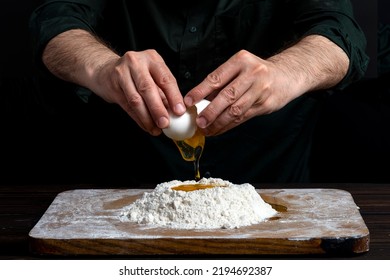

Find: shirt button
<box><xmin>184</xmin><ymin>71</ymin><xmax>192</xmax><ymax>79</ymax></box>
<box><xmin>189</xmin><ymin>26</ymin><xmax>197</xmax><ymax>33</ymax></box>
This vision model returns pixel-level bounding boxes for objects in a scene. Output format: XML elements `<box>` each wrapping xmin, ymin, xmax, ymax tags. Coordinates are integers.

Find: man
<box><xmin>29</xmin><ymin>0</ymin><xmax>369</xmax><ymax>184</ymax></box>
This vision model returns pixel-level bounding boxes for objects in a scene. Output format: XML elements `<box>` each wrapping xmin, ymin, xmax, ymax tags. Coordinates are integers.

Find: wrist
<box><xmin>268</xmin><ymin>35</ymin><xmax>349</xmax><ymax>95</ymax></box>
<box><xmin>43</xmin><ymin>29</ymin><xmax>120</xmax><ymax>90</ymax></box>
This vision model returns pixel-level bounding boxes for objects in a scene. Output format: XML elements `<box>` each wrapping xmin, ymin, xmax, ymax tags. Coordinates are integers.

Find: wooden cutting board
<box><xmin>28</xmin><ymin>188</ymin><xmax>369</xmax><ymax>256</ymax></box>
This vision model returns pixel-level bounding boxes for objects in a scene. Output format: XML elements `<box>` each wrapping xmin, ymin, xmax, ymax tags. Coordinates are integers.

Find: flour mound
<box><xmin>121</xmin><ymin>177</ymin><xmax>277</xmax><ymax>229</ymax></box>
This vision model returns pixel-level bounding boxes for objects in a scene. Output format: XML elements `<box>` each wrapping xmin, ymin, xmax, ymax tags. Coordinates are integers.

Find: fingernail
<box><xmin>158</xmin><ymin>116</ymin><xmax>169</xmax><ymax>128</ymax></box>
<box><xmin>197</xmin><ymin>116</ymin><xmax>208</xmax><ymax>128</ymax></box>
<box><xmin>151</xmin><ymin>128</ymin><xmax>162</xmax><ymax>136</ymax></box>
<box><xmin>184</xmin><ymin>96</ymin><xmax>193</xmax><ymax>106</ymax></box>
<box><xmin>175</xmin><ymin>103</ymin><xmax>186</xmax><ymax>114</ymax></box>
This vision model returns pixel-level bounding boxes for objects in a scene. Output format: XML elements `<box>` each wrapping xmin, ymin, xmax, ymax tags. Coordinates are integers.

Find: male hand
<box><xmin>184</xmin><ymin>35</ymin><xmax>348</xmax><ymax>136</ymax></box>
<box><xmin>43</xmin><ymin>30</ymin><xmax>186</xmax><ymax>136</ymax></box>
<box><xmin>92</xmin><ymin>49</ymin><xmax>186</xmax><ymax>136</ymax></box>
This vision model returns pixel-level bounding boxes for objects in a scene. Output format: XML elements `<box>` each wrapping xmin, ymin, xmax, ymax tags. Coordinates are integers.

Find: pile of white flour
<box><xmin>121</xmin><ymin>178</ymin><xmax>277</xmax><ymax>229</ymax></box>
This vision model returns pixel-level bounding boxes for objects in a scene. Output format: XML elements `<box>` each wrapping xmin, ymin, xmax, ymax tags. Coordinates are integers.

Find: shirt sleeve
<box><xmin>287</xmin><ymin>0</ymin><xmax>370</xmax><ymax>89</ymax></box>
<box><xmin>29</xmin><ymin>0</ymin><xmax>106</xmax><ymax>71</ymax></box>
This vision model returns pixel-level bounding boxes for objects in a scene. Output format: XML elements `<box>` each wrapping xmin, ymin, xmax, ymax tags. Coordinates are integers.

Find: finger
<box><xmin>197</xmin><ymin>74</ymin><xmax>252</xmax><ymax>129</ymax></box>
<box><xmin>149</xmin><ymin>60</ymin><xmax>186</xmax><ymax>115</ymax></box>
<box><xmin>202</xmin><ymin>77</ymin><xmax>266</xmax><ymax>136</ymax></box>
<box><xmin>158</xmin><ymin>86</ymin><xmax>169</xmax><ymax>108</ymax></box>
<box><xmin>128</xmin><ymin>61</ymin><xmax>170</xmax><ymax>129</ymax></box>
<box><xmin>120</xmin><ymin>100</ymin><xmax>162</xmax><ymax>136</ymax></box>
<box><xmin>113</xmin><ymin>60</ymin><xmax>160</xmax><ymax>134</ymax></box>
<box><xmin>185</xmin><ymin>59</ymin><xmax>239</xmax><ymax>107</ymax></box>
<box><xmin>118</xmin><ymin>73</ymin><xmax>162</xmax><ymax>135</ymax></box>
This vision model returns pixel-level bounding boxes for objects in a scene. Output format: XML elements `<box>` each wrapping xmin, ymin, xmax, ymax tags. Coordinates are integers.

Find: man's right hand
<box><xmin>43</xmin><ymin>29</ymin><xmax>186</xmax><ymax>136</ymax></box>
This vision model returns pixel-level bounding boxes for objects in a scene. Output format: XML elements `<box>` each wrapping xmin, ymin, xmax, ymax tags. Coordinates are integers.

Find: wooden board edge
<box><xmin>28</xmin><ymin>233</ymin><xmax>370</xmax><ymax>257</ymax></box>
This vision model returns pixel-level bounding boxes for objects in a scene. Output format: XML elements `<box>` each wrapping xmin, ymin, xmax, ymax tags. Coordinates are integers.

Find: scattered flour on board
<box><xmin>120</xmin><ymin>177</ymin><xmax>277</xmax><ymax>229</ymax></box>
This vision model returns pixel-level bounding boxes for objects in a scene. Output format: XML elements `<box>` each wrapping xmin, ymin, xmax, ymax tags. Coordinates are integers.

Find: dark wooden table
<box><xmin>1</xmin><ymin>183</ymin><xmax>389</xmax><ymax>259</ymax></box>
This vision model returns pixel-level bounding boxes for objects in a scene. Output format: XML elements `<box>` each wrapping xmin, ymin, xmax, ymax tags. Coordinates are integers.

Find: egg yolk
<box><xmin>173</xmin><ymin>128</ymin><xmax>205</xmax><ymax>181</ymax></box>
<box><xmin>171</xmin><ymin>183</ymin><xmax>216</xmax><ymax>191</ymax></box>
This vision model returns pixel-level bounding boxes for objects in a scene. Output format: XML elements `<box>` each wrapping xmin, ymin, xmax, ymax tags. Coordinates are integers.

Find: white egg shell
<box><xmin>162</xmin><ymin>106</ymin><xmax>196</xmax><ymax>140</ymax></box>
<box><xmin>194</xmin><ymin>99</ymin><xmax>210</xmax><ymax>114</ymax></box>
<box><xmin>162</xmin><ymin>99</ymin><xmax>210</xmax><ymax>141</ymax></box>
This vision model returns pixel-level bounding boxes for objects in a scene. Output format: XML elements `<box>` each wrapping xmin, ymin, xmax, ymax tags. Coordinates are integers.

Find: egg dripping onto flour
<box><xmin>171</xmin><ymin>183</ymin><xmax>220</xmax><ymax>191</ymax></box>
<box><xmin>163</xmin><ymin>99</ymin><xmax>210</xmax><ymax>181</ymax></box>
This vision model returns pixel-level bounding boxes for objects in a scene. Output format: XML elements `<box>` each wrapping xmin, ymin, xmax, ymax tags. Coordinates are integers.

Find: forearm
<box><xmin>42</xmin><ymin>29</ymin><xmax>119</xmax><ymax>91</ymax></box>
<box><xmin>268</xmin><ymin>34</ymin><xmax>349</xmax><ymax>96</ymax></box>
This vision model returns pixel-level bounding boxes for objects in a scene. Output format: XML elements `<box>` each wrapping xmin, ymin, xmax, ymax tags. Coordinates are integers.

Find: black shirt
<box><xmin>29</xmin><ymin>0</ymin><xmax>369</xmax><ymax>184</ymax></box>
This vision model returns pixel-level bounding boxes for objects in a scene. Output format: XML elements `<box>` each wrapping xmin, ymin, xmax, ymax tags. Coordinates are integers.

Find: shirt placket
<box><xmin>178</xmin><ymin>12</ymin><xmax>205</xmax><ymax>93</ymax></box>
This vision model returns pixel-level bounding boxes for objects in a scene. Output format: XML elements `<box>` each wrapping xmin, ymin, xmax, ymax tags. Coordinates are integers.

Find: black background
<box><xmin>0</xmin><ymin>0</ymin><xmax>389</xmax><ymax>184</ymax></box>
